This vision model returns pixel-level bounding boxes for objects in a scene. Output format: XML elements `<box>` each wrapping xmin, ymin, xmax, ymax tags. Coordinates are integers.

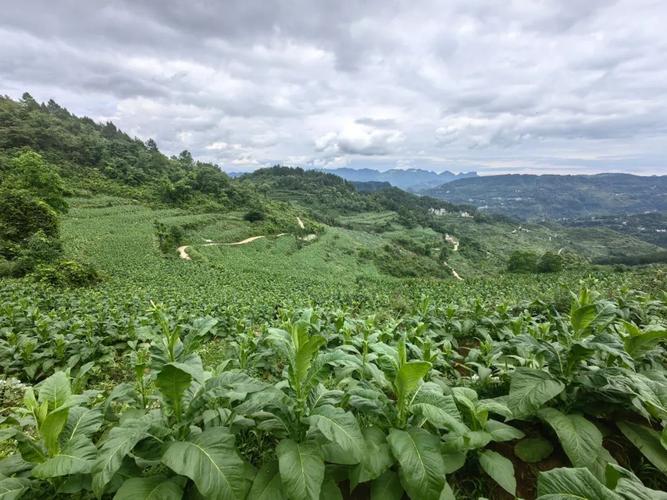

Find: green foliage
<box><xmin>509</xmin><ymin>250</ymin><xmax>564</xmax><ymax>273</ymax></box>
<box><xmin>508</xmin><ymin>250</ymin><xmax>538</xmax><ymax>272</ymax></box>
<box><xmin>31</xmin><ymin>259</ymin><xmax>101</xmax><ymax>287</ymax></box>
<box><xmin>537</xmin><ymin>251</ymin><xmax>564</xmax><ymax>272</ymax></box>
<box><xmin>0</xmin><ymin>189</ymin><xmax>59</xmax><ymax>247</ymax></box>
<box><xmin>243</xmin><ymin>209</ymin><xmax>266</xmax><ymax>222</ymax></box>
<box><xmin>9</xmin><ymin>150</ymin><xmax>68</xmax><ymax>213</ymax></box>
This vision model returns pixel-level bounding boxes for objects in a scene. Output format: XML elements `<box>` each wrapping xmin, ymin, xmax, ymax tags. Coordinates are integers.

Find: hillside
<box><xmin>321</xmin><ymin>167</ymin><xmax>478</xmax><ymax>191</ymax></box>
<box><xmin>424</xmin><ymin>173</ymin><xmax>667</xmax><ymax>220</ymax></box>
<box><xmin>0</xmin><ymin>93</ymin><xmax>249</xmax><ymax>209</ymax></box>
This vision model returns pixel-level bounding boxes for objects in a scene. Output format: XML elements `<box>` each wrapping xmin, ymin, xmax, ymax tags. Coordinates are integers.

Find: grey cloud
<box><xmin>0</xmin><ymin>0</ymin><xmax>665</xmax><ymax>174</ymax></box>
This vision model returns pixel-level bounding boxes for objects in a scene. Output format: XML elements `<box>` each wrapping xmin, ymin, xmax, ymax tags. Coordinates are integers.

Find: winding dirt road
<box><xmin>177</xmin><ymin>217</ymin><xmax>311</xmax><ymax>260</ymax></box>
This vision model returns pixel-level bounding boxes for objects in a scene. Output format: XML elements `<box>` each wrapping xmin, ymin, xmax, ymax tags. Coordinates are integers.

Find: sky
<box><xmin>1</xmin><ymin>0</ymin><xmax>666</xmax><ymax>175</ymax></box>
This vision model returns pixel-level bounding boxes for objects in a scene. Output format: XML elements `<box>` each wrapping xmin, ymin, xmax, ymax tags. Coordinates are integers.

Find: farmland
<box><xmin>1</xmin><ymin>194</ymin><xmax>666</xmax><ymax>499</ymax></box>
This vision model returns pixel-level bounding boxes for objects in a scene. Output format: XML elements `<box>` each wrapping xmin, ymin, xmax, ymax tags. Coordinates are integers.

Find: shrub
<box><xmin>0</xmin><ymin>189</ymin><xmax>59</xmax><ymax>246</ymax></box>
<box><xmin>244</xmin><ymin>209</ymin><xmax>266</xmax><ymax>222</ymax></box>
<box><xmin>9</xmin><ymin>231</ymin><xmax>63</xmax><ymax>277</ymax></box>
<box><xmin>155</xmin><ymin>222</ymin><xmax>185</xmax><ymax>254</ymax></box>
<box><xmin>32</xmin><ymin>259</ymin><xmax>102</xmax><ymax>287</ymax></box>
<box><xmin>537</xmin><ymin>252</ymin><xmax>564</xmax><ymax>273</ymax></box>
<box><xmin>507</xmin><ymin>251</ymin><xmax>538</xmax><ymax>273</ymax></box>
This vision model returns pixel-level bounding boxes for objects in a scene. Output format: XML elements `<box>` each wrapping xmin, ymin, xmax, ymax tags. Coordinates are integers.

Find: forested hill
<box><xmin>423</xmin><ymin>173</ymin><xmax>667</xmax><ymax>220</ymax></box>
<box><xmin>0</xmin><ymin>93</ymin><xmax>247</xmax><ymax>208</ymax></box>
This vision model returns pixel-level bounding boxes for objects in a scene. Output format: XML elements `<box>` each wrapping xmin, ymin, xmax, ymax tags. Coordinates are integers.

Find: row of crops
<box><xmin>1</xmin><ymin>274</ymin><xmax>666</xmax><ymax>499</ymax></box>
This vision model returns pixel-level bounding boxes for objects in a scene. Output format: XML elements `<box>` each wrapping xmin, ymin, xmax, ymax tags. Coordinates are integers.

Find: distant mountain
<box><xmin>321</xmin><ymin>167</ymin><xmax>478</xmax><ymax>191</ymax></box>
<box><xmin>423</xmin><ymin>173</ymin><xmax>667</xmax><ymax>221</ymax></box>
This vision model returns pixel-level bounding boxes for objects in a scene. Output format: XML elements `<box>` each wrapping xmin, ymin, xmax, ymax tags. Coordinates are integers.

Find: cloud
<box><xmin>316</xmin><ymin>123</ymin><xmax>405</xmax><ymax>156</ymax></box>
<box><xmin>0</xmin><ymin>0</ymin><xmax>665</xmax><ymax>174</ymax></box>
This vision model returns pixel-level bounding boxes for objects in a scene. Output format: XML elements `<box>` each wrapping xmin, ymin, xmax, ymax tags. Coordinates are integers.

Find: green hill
<box><xmin>423</xmin><ymin>173</ymin><xmax>667</xmax><ymax>220</ymax></box>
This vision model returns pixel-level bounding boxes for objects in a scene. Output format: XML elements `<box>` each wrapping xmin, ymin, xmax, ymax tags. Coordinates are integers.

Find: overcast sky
<box><xmin>2</xmin><ymin>1</ymin><xmax>666</xmax><ymax>175</ymax></box>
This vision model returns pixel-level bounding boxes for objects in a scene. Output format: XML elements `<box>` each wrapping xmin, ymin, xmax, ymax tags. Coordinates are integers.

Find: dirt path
<box><xmin>443</xmin><ymin>261</ymin><xmax>463</xmax><ymax>281</ymax></box>
<box><xmin>445</xmin><ymin>234</ymin><xmax>459</xmax><ymax>252</ymax></box>
<box><xmin>177</xmin><ymin>216</ymin><xmax>315</xmax><ymax>259</ymax></box>
<box><xmin>177</xmin><ymin>246</ymin><xmax>191</xmax><ymax>260</ymax></box>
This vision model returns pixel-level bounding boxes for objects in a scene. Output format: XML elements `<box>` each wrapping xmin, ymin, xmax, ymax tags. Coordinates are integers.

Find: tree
<box><xmin>145</xmin><ymin>138</ymin><xmax>158</xmax><ymax>152</ymax></box>
<box><xmin>439</xmin><ymin>245</ymin><xmax>451</xmax><ymax>262</ymax></box>
<box><xmin>9</xmin><ymin>150</ymin><xmax>68</xmax><ymax>213</ymax></box>
<box><xmin>177</xmin><ymin>150</ymin><xmax>194</xmax><ymax>168</ymax></box>
<box><xmin>0</xmin><ymin>189</ymin><xmax>59</xmax><ymax>257</ymax></box>
<box><xmin>537</xmin><ymin>252</ymin><xmax>563</xmax><ymax>273</ymax></box>
<box><xmin>508</xmin><ymin>251</ymin><xmax>538</xmax><ymax>273</ymax></box>
<box><xmin>243</xmin><ymin>209</ymin><xmax>265</xmax><ymax>222</ymax></box>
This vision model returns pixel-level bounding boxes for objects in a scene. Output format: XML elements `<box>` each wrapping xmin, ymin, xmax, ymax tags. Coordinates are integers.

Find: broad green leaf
<box><xmin>536</xmin><ymin>467</ymin><xmax>621</xmax><ymax>500</ymax></box>
<box><xmin>387</xmin><ymin>427</ymin><xmax>445</xmax><ymax>500</ymax></box>
<box><xmin>114</xmin><ymin>475</ymin><xmax>184</xmax><ymax>500</ymax></box>
<box><xmin>395</xmin><ymin>361</ymin><xmax>431</xmax><ymax>401</ymax></box>
<box><xmin>248</xmin><ymin>461</ymin><xmax>286</xmax><ymax>500</ymax></box>
<box><xmin>295</xmin><ymin>335</ymin><xmax>326</xmax><ymax>384</ymax></box>
<box><xmin>538</xmin><ymin>408</ymin><xmax>604</xmax><ymax>475</ymax></box>
<box><xmin>321</xmin><ymin>442</ymin><xmax>359</xmax><ymax>465</ymax></box>
<box><xmin>514</xmin><ymin>437</ymin><xmax>553</xmax><ymax>463</ymax></box>
<box><xmin>62</xmin><ymin>407</ymin><xmax>103</xmax><ymax>442</ymax></box>
<box><xmin>350</xmin><ymin>427</ymin><xmax>394</xmax><ymax>487</ymax></box>
<box><xmin>32</xmin><ymin>435</ymin><xmax>96</xmax><ymax>478</ymax></box>
<box><xmin>479</xmin><ymin>450</ymin><xmax>516</xmax><ymax>495</ymax></box>
<box><xmin>478</xmin><ymin>398</ymin><xmax>513</xmax><ymax>420</ymax></box>
<box><xmin>37</xmin><ymin>371</ymin><xmax>71</xmax><ymax>410</ymax></box>
<box><xmin>370</xmin><ymin>469</ymin><xmax>403</xmax><ymax>500</ymax></box>
<box><xmin>439</xmin><ymin>481</ymin><xmax>456</xmax><ymax>500</ymax></box>
<box><xmin>162</xmin><ymin>428</ymin><xmax>250</xmax><ymax>500</ymax></box>
<box><xmin>412</xmin><ymin>392</ymin><xmax>468</xmax><ymax>435</ymax></box>
<box><xmin>617</xmin><ymin>421</ymin><xmax>667</xmax><ymax>474</ymax></box>
<box><xmin>92</xmin><ymin>418</ymin><xmax>151</xmax><ymax>497</ymax></box>
<box><xmin>156</xmin><ymin>363</ymin><xmax>192</xmax><ymax>412</ymax></box>
<box><xmin>616</xmin><ymin>478</ymin><xmax>667</xmax><ymax>500</ymax></box>
<box><xmin>624</xmin><ymin>330</ymin><xmax>667</xmax><ymax>358</ymax></box>
<box><xmin>570</xmin><ymin>304</ymin><xmax>598</xmax><ymax>335</ymax></box>
<box><xmin>308</xmin><ymin>405</ymin><xmax>364</xmax><ymax>463</ymax></box>
<box><xmin>442</xmin><ymin>449</ymin><xmax>467</xmax><ymax>474</ymax></box>
<box><xmin>605</xmin><ymin>463</ymin><xmax>667</xmax><ymax>500</ymax></box>
<box><xmin>486</xmin><ymin>420</ymin><xmax>524</xmax><ymax>442</ymax></box>
<box><xmin>14</xmin><ymin>433</ymin><xmax>47</xmax><ymax>463</ymax></box>
<box><xmin>0</xmin><ymin>477</ymin><xmax>31</xmax><ymax>500</ymax></box>
<box><xmin>508</xmin><ymin>368</ymin><xmax>564</xmax><ymax>418</ymax></box>
<box><xmin>319</xmin><ymin>477</ymin><xmax>343</xmax><ymax>500</ymax></box>
<box><xmin>40</xmin><ymin>408</ymin><xmax>69</xmax><ymax>455</ymax></box>
<box><xmin>276</xmin><ymin>439</ymin><xmax>325</xmax><ymax>500</ymax></box>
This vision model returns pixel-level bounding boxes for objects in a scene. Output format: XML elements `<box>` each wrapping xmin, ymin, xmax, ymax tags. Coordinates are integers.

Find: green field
<box><xmin>1</xmin><ymin>194</ymin><xmax>666</xmax><ymax>499</ymax></box>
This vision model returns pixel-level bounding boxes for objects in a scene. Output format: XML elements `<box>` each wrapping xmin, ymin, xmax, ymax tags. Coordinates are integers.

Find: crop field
<box><xmin>1</xmin><ymin>196</ymin><xmax>666</xmax><ymax>499</ymax></box>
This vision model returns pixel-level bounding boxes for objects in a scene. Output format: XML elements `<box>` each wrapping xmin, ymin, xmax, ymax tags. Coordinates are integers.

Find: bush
<box><xmin>507</xmin><ymin>251</ymin><xmax>538</xmax><ymax>273</ymax></box>
<box><xmin>243</xmin><ymin>209</ymin><xmax>265</xmax><ymax>222</ymax></box>
<box><xmin>32</xmin><ymin>260</ymin><xmax>102</xmax><ymax>287</ymax></box>
<box><xmin>0</xmin><ymin>189</ymin><xmax>59</xmax><ymax>247</ymax></box>
<box><xmin>8</xmin><ymin>231</ymin><xmax>63</xmax><ymax>277</ymax></box>
<box><xmin>537</xmin><ymin>252</ymin><xmax>564</xmax><ymax>273</ymax></box>
<box><xmin>155</xmin><ymin>222</ymin><xmax>184</xmax><ymax>254</ymax></box>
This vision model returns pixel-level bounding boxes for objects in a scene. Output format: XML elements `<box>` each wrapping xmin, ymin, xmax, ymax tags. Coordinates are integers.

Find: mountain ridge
<box><xmin>423</xmin><ymin>173</ymin><xmax>667</xmax><ymax>221</ymax></box>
